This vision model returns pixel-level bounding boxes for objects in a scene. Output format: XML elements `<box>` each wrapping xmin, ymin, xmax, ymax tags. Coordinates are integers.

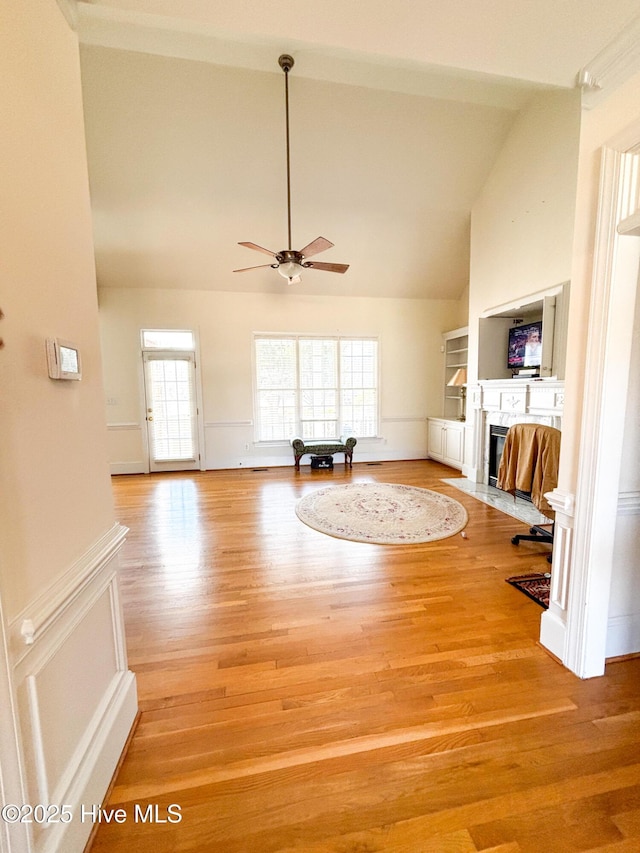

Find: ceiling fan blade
<box><xmin>305</xmin><ymin>261</ymin><xmax>350</xmax><ymax>274</ymax></box>
<box><xmin>238</xmin><ymin>241</ymin><xmax>278</xmax><ymax>258</ymax></box>
<box><xmin>299</xmin><ymin>236</ymin><xmax>334</xmax><ymax>259</ymax></box>
<box><xmin>233</xmin><ymin>263</ymin><xmax>277</xmax><ymax>273</ymax></box>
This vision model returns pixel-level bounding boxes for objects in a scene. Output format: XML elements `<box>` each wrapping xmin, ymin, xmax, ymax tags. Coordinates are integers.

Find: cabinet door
<box><xmin>427</xmin><ymin>419</ymin><xmax>444</xmax><ymax>461</ymax></box>
<box><xmin>443</xmin><ymin>423</ymin><xmax>464</xmax><ymax>468</ymax></box>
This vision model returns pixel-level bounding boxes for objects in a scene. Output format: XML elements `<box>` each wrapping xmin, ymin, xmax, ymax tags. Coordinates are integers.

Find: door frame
<box><xmin>545</xmin><ymin>121</ymin><xmax>640</xmax><ymax>678</ymax></box>
<box><xmin>139</xmin><ymin>330</ymin><xmax>206</xmax><ymax>474</ymax></box>
<box><xmin>569</xmin><ymin>137</ymin><xmax>640</xmax><ymax>677</ymax></box>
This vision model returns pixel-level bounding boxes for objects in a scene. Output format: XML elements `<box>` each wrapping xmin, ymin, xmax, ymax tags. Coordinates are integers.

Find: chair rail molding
<box><xmin>10</xmin><ymin>522</ymin><xmax>128</xmax><ymax>661</ymax></box>
<box><xmin>7</xmin><ymin>521</ymin><xmax>137</xmax><ymax>853</ymax></box>
<box><xmin>618</xmin><ymin>490</ymin><xmax>640</xmax><ymax>515</ymax></box>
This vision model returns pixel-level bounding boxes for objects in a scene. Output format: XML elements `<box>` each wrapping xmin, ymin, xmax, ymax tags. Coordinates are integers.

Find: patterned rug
<box><xmin>506</xmin><ymin>573</ymin><xmax>551</xmax><ymax>608</ymax></box>
<box><xmin>295</xmin><ymin>482</ymin><xmax>468</xmax><ymax>544</ymax></box>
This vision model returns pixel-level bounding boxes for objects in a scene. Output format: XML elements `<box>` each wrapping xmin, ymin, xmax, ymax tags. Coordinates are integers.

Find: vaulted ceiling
<box><xmin>76</xmin><ymin>0</ymin><xmax>640</xmax><ymax>299</ymax></box>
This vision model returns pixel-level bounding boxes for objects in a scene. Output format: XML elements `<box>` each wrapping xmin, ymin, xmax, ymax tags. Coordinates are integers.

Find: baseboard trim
<box><xmin>539</xmin><ymin>608</ymin><xmax>567</xmax><ymax>664</ymax></box>
<box><xmin>110</xmin><ymin>462</ymin><xmax>147</xmax><ymax>475</ymax></box>
<box><xmin>606</xmin><ymin>651</ymin><xmax>640</xmax><ymax>664</ymax></box>
<box><xmin>536</xmin><ymin>641</ymin><xmax>563</xmax><ymax>667</ymax></box>
<box><xmin>41</xmin><ymin>670</ymin><xmax>137</xmax><ymax>853</ymax></box>
<box><xmin>81</xmin><ymin>709</ymin><xmax>141</xmax><ymax>853</ymax></box>
<box><xmin>605</xmin><ymin>612</ymin><xmax>640</xmax><ymax>660</ymax></box>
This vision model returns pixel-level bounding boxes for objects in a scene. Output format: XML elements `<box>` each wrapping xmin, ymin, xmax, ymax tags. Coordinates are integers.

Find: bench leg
<box><xmin>294</xmin><ymin>453</ymin><xmax>302</xmax><ymax>471</ymax></box>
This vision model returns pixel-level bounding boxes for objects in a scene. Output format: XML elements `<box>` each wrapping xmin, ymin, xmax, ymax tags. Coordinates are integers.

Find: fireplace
<box><xmin>488</xmin><ymin>423</ymin><xmax>532</xmax><ymax>502</ymax></box>
<box><xmin>476</xmin><ymin>378</ymin><xmax>563</xmax><ymax>492</ymax></box>
<box><xmin>488</xmin><ymin>425</ymin><xmax>507</xmax><ymax>488</ymax></box>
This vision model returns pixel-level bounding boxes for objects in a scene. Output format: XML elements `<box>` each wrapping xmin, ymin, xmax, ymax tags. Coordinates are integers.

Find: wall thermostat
<box><xmin>46</xmin><ymin>338</ymin><xmax>82</xmax><ymax>380</ymax></box>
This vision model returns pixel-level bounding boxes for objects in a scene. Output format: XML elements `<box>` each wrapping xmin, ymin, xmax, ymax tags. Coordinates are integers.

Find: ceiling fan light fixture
<box><xmin>278</xmin><ymin>260</ymin><xmax>303</xmax><ymax>282</ymax></box>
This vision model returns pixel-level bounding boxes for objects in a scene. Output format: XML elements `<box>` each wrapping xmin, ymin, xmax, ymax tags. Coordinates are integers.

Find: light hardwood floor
<box><xmin>89</xmin><ymin>460</ymin><xmax>640</xmax><ymax>853</ymax></box>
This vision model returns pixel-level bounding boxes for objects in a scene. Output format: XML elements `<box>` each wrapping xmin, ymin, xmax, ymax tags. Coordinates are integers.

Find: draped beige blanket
<box><xmin>496</xmin><ymin>423</ymin><xmax>561</xmax><ymax>519</ymax></box>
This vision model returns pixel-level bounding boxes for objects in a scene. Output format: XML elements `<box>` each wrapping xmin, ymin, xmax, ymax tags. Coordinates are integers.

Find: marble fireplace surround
<box><xmin>468</xmin><ymin>378</ymin><xmax>564</xmax><ymax>485</ymax></box>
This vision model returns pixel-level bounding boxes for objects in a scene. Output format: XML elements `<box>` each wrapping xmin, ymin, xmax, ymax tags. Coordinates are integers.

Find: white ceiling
<box><xmin>75</xmin><ymin>0</ymin><xmax>640</xmax><ymax>299</ymax></box>
<box><xmin>78</xmin><ymin>0</ymin><xmax>640</xmax><ymax>88</ymax></box>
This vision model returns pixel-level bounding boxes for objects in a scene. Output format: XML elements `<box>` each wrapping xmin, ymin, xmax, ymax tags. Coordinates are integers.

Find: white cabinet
<box><xmin>427</xmin><ymin>418</ymin><xmax>465</xmax><ymax>470</ymax></box>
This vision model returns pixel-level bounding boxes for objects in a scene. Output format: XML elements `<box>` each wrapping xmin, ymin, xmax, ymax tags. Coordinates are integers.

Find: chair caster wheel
<box><xmin>511</xmin><ymin>537</ymin><xmax>519</xmax><ymax>545</ymax></box>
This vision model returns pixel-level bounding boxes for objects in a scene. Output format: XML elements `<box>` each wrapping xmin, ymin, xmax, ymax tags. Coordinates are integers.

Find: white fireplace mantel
<box><xmin>474</xmin><ymin>378</ymin><xmax>564</xmax><ymax>419</ymax></box>
<box><xmin>463</xmin><ymin>378</ymin><xmax>564</xmax><ymax>483</ymax></box>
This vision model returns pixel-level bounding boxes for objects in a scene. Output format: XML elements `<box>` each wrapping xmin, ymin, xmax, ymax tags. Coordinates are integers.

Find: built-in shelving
<box><xmin>443</xmin><ymin>327</ymin><xmax>468</xmax><ymax>420</ymax></box>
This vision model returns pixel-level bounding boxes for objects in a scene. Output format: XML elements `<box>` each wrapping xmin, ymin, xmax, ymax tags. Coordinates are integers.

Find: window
<box><xmin>254</xmin><ymin>335</ymin><xmax>378</xmax><ymax>441</ymax></box>
<box><xmin>141</xmin><ymin>329</ymin><xmax>195</xmax><ymax>350</ymax></box>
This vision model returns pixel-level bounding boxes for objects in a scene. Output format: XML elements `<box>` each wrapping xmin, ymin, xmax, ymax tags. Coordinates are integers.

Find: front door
<box><xmin>143</xmin><ymin>351</ymin><xmax>200</xmax><ymax>472</ymax></box>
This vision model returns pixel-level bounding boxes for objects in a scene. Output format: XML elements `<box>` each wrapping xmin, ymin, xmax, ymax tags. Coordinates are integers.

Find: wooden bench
<box><xmin>290</xmin><ymin>436</ymin><xmax>357</xmax><ymax>470</ymax></box>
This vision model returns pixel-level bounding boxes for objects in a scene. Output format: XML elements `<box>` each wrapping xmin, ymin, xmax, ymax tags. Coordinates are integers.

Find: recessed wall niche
<box><xmin>478</xmin><ymin>282</ymin><xmax>570</xmax><ymax>381</ymax></box>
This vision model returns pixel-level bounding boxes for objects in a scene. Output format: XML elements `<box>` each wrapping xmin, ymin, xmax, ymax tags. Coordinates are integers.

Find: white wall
<box><xmin>467</xmin><ymin>75</ymin><xmax>640</xmax><ymax>668</ymax></box>
<box><xmin>468</xmin><ymin>88</ymin><xmax>581</xmax><ymax>381</ymax></box>
<box><xmin>0</xmin><ymin>2</ymin><xmax>136</xmax><ymax>849</ymax></box>
<box><xmin>1</xmin><ymin>7</ymin><xmax>115</xmax><ymax>618</ymax></box>
<box><xmin>465</xmin><ymin>88</ymin><xmax>580</xmax><ymax>480</ymax></box>
<box><xmin>99</xmin><ymin>287</ymin><xmax>462</xmax><ymax>471</ymax></box>
<box><xmin>561</xmin><ymin>74</ymin><xmax>640</xmax><ymax>486</ymax></box>
<box><xmin>79</xmin><ymin>44</ymin><xmax>515</xmax><ymax>302</ymax></box>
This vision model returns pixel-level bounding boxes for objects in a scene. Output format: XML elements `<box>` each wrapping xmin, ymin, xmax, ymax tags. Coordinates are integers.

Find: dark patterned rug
<box><xmin>506</xmin><ymin>573</ymin><xmax>551</xmax><ymax>608</ymax></box>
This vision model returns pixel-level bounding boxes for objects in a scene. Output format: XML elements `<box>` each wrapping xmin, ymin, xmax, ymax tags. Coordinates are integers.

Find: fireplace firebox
<box><xmin>488</xmin><ymin>423</ymin><xmax>532</xmax><ymax>502</ymax></box>
<box><xmin>488</xmin><ymin>424</ymin><xmax>507</xmax><ymax>488</ymax></box>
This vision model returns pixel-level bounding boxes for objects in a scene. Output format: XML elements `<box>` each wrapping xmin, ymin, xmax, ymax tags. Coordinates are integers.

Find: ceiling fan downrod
<box><xmin>278</xmin><ymin>54</ymin><xmax>295</xmax><ymax>251</ymax></box>
<box><xmin>233</xmin><ymin>53</ymin><xmax>349</xmax><ymax>282</ymax></box>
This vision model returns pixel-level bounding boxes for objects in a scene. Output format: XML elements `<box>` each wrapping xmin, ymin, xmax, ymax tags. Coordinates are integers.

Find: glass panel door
<box><xmin>143</xmin><ymin>351</ymin><xmax>200</xmax><ymax>472</ymax></box>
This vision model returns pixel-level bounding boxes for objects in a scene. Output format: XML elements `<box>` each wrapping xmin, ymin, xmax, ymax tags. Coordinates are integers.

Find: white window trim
<box><xmin>141</xmin><ymin>328</ymin><xmax>196</xmax><ymax>351</ymax></box>
<box><xmin>252</xmin><ymin>333</ymin><xmax>380</xmax><ymax>443</ymax></box>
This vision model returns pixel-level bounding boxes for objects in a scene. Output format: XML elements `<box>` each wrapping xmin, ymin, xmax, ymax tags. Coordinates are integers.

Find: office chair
<box><xmin>497</xmin><ymin>422</ymin><xmax>561</xmax><ymax>562</ymax></box>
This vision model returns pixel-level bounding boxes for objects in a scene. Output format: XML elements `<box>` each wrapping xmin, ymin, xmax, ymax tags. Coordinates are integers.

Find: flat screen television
<box><xmin>507</xmin><ymin>321</ymin><xmax>542</xmax><ymax>372</ymax></box>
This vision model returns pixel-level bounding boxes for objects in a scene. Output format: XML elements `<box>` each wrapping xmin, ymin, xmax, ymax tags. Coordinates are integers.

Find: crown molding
<box><xmin>74</xmin><ymin>2</ymin><xmax>539</xmax><ymax>110</ymax></box>
<box><xmin>577</xmin><ymin>14</ymin><xmax>640</xmax><ymax>109</ymax></box>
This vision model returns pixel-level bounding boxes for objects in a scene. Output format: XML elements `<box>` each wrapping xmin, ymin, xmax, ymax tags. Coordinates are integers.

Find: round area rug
<box><xmin>295</xmin><ymin>482</ymin><xmax>468</xmax><ymax>544</ymax></box>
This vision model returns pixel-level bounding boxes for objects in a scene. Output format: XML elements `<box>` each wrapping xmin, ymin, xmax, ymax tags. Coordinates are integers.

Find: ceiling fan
<box><xmin>234</xmin><ymin>54</ymin><xmax>349</xmax><ymax>285</ymax></box>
